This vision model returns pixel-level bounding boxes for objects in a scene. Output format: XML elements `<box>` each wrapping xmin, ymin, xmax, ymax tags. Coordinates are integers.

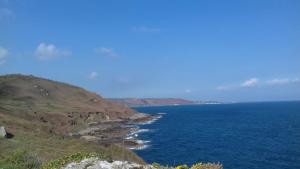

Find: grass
<box><xmin>0</xmin><ymin>150</ymin><xmax>223</xmax><ymax>169</ymax></box>
<box><xmin>0</xmin><ymin>75</ymin><xmax>223</xmax><ymax>169</ymax></box>
<box><xmin>190</xmin><ymin>163</ymin><xmax>223</xmax><ymax>169</ymax></box>
<box><xmin>0</xmin><ymin>150</ymin><xmax>41</xmax><ymax>169</ymax></box>
<box><xmin>152</xmin><ymin>163</ymin><xmax>223</xmax><ymax>169</ymax></box>
<box><xmin>0</xmin><ymin>129</ymin><xmax>144</xmax><ymax>164</ymax></box>
<box><xmin>40</xmin><ymin>152</ymin><xmax>99</xmax><ymax>169</ymax></box>
<box><xmin>0</xmin><ymin>113</ymin><xmax>222</xmax><ymax>169</ymax></box>
<box><xmin>0</xmin><ymin>112</ymin><xmax>144</xmax><ymax>164</ymax></box>
<box><xmin>0</xmin><ymin>150</ymin><xmax>141</xmax><ymax>169</ymax></box>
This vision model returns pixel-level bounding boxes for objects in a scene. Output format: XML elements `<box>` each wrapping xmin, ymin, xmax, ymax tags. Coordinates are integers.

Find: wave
<box><xmin>139</xmin><ymin>115</ymin><xmax>162</xmax><ymax>125</ymax></box>
<box><xmin>126</xmin><ymin>128</ymin><xmax>152</xmax><ymax>139</ymax></box>
<box><xmin>136</xmin><ymin>139</ymin><xmax>151</xmax><ymax>144</ymax></box>
<box><xmin>157</xmin><ymin>112</ymin><xmax>166</xmax><ymax>115</ymax></box>
<box><xmin>125</xmin><ymin>136</ymin><xmax>134</xmax><ymax>140</ymax></box>
<box><xmin>126</xmin><ymin>113</ymin><xmax>163</xmax><ymax>150</ymax></box>
<box><xmin>134</xmin><ymin>128</ymin><xmax>150</xmax><ymax>133</ymax></box>
<box><xmin>125</xmin><ymin>128</ymin><xmax>152</xmax><ymax>150</ymax></box>
<box><xmin>128</xmin><ymin>141</ymin><xmax>151</xmax><ymax>150</ymax></box>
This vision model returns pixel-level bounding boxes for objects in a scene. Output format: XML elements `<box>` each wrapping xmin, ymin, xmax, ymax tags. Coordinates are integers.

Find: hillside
<box><xmin>0</xmin><ymin>74</ymin><xmax>137</xmax><ymax>119</ymax></box>
<box><xmin>0</xmin><ymin>74</ymin><xmax>147</xmax><ymax>163</ymax></box>
<box><xmin>0</xmin><ymin>74</ymin><xmax>223</xmax><ymax>169</ymax></box>
<box><xmin>109</xmin><ymin>98</ymin><xmax>198</xmax><ymax>107</ymax></box>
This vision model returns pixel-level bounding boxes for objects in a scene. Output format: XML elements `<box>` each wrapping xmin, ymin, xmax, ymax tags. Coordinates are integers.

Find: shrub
<box><xmin>152</xmin><ymin>162</ymin><xmax>161</xmax><ymax>168</ymax></box>
<box><xmin>0</xmin><ymin>150</ymin><xmax>224</xmax><ymax>169</ymax></box>
<box><xmin>190</xmin><ymin>162</ymin><xmax>223</xmax><ymax>169</ymax></box>
<box><xmin>175</xmin><ymin>165</ymin><xmax>189</xmax><ymax>169</ymax></box>
<box><xmin>41</xmin><ymin>152</ymin><xmax>99</xmax><ymax>169</ymax></box>
<box><xmin>0</xmin><ymin>150</ymin><xmax>41</xmax><ymax>169</ymax></box>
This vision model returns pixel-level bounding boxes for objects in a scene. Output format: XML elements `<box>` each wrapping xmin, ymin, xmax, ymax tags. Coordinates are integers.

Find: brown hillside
<box><xmin>0</xmin><ymin>74</ymin><xmax>146</xmax><ymax>163</ymax></box>
<box><xmin>0</xmin><ymin>74</ymin><xmax>138</xmax><ymax>134</ymax></box>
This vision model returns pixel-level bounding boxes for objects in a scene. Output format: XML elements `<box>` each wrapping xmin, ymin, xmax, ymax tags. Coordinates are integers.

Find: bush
<box><xmin>0</xmin><ymin>150</ymin><xmax>41</xmax><ymax>169</ymax></box>
<box><xmin>175</xmin><ymin>165</ymin><xmax>189</xmax><ymax>169</ymax></box>
<box><xmin>0</xmin><ymin>150</ymin><xmax>223</xmax><ymax>169</ymax></box>
<box><xmin>152</xmin><ymin>162</ymin><xmax>173</xmax><ymax>169</ymax></box>
<box><xmin>152</xmin><ymin>162</ymin><xmax>161</xmax><ymax>168</ymax></box>
<box><xmin>190</xmin><ymin>163</ymin><xmax>223</xmax><ymax>169</ymax></box>
<box><xmin>153</xmin><ymin>162</ymin><xmax>222</xmax><ymax>169</ymax></box>
<box><xmin>41</xmin><ymin>152</ymin><xmax>99</xmax><ymax>169</ymax></box>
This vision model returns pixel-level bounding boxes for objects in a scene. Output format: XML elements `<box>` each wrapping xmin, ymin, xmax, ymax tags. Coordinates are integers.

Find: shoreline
<box><xmin>128</xmin><ymin>103</ymin><xmax>223</xmax><ymax>108</ymax></box>
<box><xmin>72</xmin><ymin>113</ymin><xmax>162</xmax><ymax>150</ymax></box>
<box><xmin>122</xmin><ymin>114</ymin><xmax>162</xmax><ymax>150</ymax></box>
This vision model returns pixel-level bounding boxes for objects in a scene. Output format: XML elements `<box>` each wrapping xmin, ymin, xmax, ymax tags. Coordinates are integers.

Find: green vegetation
<box><xmin>0</xmin><ymin>150</ymin><xmax>223</xmax><ymax>169</ymax></box>
<box><xmin>190</xmin><ymin>163</ymin><xmax>223</xmax><ymax>169</ymax></box>
<box><xmin>0</xmin><ymin>74</ymin><xmax>143</xmax><ymax>164</ymax></box>
<box><xmin>41</xmin><ymin>152</ymin><xmax>99</xmax><ymax>169</ymax></box>
<box><xmin>0</xmin><ymin>128</ymin><xmax>144</xmax><ymax>164</ymax></box>
<box><xmin>0</xmin><ymin>150</ymin><xmax>41</xmax><ymax>169</ymax></box>
<box><xmin>152</xmin><ymin>162</ymin><xmax>223</xmax><ymax>169</ymax></box>
<box><xmin>0</xmin><ymin>74</ymin><xmax>223</xmax><ymax>169</ymax></box>
<box><xmin>175</xmin><ymin>165</ymin><xmax>189</xmax><ymax>169</ymax></box>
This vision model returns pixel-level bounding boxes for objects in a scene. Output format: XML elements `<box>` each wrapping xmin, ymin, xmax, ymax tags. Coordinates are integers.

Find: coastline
<box><xmin>72</xmin><ymin>113</ymin><xmax>162</xmax><ymax>150</ymax></box>
<box><xmin>128</xmin><ymin>103</ymin><xmax>224</xmax><ymax>108</ymax></box>
<box><xmin>125</xmin><ymin>114</ymin><xmax>162</xmax><ymax>150</ymax></box>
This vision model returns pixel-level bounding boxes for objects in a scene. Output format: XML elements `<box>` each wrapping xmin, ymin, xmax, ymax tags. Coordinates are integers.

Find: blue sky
<box><xmin>0</xmin><ymin>0</ymin><xmax>300</xmax><ymax>102</ymax></box>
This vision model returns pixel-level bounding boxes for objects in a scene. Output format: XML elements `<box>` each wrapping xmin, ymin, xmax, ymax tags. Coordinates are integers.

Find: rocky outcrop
<box><xmin>61</xmin><ymin>158</ymin><xmax>223</xmax><ymax>169</ymax></box>
<box><xmin>63</xmin><ymin>158</ymin><xmax>154</xmax><ymax>169</ymax></box>
<box><xmin>0</xmin><ymin>126</ymin><xmax>7</xmax><ymax>138</ymax></box>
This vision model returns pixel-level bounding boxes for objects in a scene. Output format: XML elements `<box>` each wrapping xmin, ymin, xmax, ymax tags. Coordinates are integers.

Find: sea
<box><xmin>131</xmin><ymin>101</ymin><xmax>300</xmax><ymax>169</ymax></box>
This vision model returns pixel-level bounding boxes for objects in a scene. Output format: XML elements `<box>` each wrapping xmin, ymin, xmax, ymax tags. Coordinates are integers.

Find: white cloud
<box><xmin>0</xmin><ymin>8</ymin><xmax>13</xmax><ymax>20</ymax></box>
<box><xmin>88</xmin><ymin>72</ymin><xmax>98</xmax><ymax>80</ymax></box>
<box><xmin>217</xmin><ymin>78</ymin><xmax>259</xmax><ymax>91</ymax></box>
<box><xmin>0</xmin><ymin>46</ymin><xmax>8</xmax><ymax>65</ymax></box>
<box><xmin>35</xmin><ymin>43</ymin><xmax>71</xmax><ymax>60</ymax></box>
<box><xmin>217</xmin><ymin>77</ymin><xmax>299</xmax><ymax>91</ymax></box>
<box><xmin>95</xmin><ymin>47</ymin><xmax>118</xmax><ymax>58</ymax></box>
<box><xmin>266</xmin><ymin>78</ymin><xmax>300</xmax><ymax>85</ymax></box>
<box><xmin>241</xmin><ymin>78</ymin><xmax>259</xmax><ymax>87</ymax></box>
<box><xmin>132</xmin><ymin>26</ymin><xmax>161</xmax><ymax>33</ymax></box>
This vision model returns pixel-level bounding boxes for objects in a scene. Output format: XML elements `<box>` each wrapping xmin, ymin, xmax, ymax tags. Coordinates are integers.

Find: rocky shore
<box><xmin>69</xmin><ymin>113</ymin><xmax>161</xmax><ymax>150</ymax></box>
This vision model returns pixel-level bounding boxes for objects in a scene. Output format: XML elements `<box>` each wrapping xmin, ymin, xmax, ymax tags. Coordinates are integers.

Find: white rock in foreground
<box><xmin>63</xmin><ymin>157</ymin><xmax>154</xmax><ymax>169</ymax></box>
<box><xmin>0</xmin><ymin>126</ymin><xmax>7</xmax><ymax>138</ymax></box>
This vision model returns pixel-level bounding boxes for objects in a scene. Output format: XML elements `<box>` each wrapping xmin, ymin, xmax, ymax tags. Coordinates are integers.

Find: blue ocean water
<box><xmin>133</xmin><ymin>101</ymin><xmax>300</xmax><ymax>169</ymax></box>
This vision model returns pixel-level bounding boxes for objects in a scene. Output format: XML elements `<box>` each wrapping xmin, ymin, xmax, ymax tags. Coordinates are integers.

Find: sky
<box><xmin>0</xmin><ymin>0</ymin><xmax>300</xmax><ymax>102</ymax></box>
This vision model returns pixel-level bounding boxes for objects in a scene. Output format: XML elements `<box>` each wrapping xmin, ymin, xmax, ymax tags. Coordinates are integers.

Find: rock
<box><xmin>0</xmin><ymin>126</ymin><xmax>7</xmax><ymax>138</ymax></box>
<box><xmin>80</xmin><ymin>135</ymin><xmax>100</xmax><ymax>142</ymax></box>
<box><xmin>78</xmin><ymin>127</ymin><xmax>101</xmax><ymax>135</ymax></box>
<box><xmin>63</xmin><ymin>157</ymin><xmax>154</xmax><ymax>169</ymax></box>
